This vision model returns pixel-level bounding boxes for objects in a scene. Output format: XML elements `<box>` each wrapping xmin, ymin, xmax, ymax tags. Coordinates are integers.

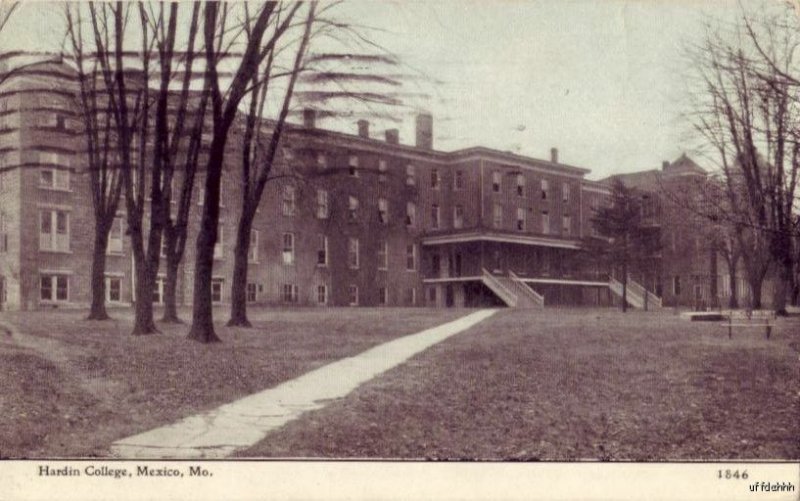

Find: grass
<box><xmin>237</xmin><ymin>308</ymin><xmax>800</xmax><ymax>460</ymax></box>
<box><xmin>0</xmin><ymin>306</ymin><xmax>467</xmax><ymax>458</ymax></box>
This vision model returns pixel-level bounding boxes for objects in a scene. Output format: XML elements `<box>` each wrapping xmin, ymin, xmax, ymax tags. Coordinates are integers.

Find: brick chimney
<box><xmin>357</xmin><ymin>119</ymin><xmax>369</xmax><ymax>138</ymax></box>
<box><xmin>550</xmin><ymin>147</ymin><xmax>559</xmax><ymax>164</ymax></box>
<box><xmin>385</xmin><ymin>129</ymin><xmax>399</xmax><ymax>145</ymax></box>
<box><xmin>662</xmin><ymin>160</ymin><xmax>670</xmax><ymax>170</ymax></box>
<box><xmin>415</xmin><ymin>113</ymin><xmax>433</xmax><ymax>150</ymax></box>
<box><xmin>303</xmin><ymin>108</ymin><xmax>316</xmax><ymax>129</ymax></box>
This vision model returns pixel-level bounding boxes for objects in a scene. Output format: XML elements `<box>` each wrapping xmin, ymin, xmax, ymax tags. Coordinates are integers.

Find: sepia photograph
<box><xmin>0</xmin><ymin>0</ymin><xmax>798</xmax><ymax>485</ymax></box>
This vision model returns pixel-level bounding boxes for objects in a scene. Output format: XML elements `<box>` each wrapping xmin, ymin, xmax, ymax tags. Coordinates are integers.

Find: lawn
<box><xmin>0</xmin><ymin>306</ymin><xmax>467</xmax><ymax>458</ymax></box>
<box><xmin>237</xmin><ymin>308</ymin><xmax>800</xmax><ymax>460</ymax></box>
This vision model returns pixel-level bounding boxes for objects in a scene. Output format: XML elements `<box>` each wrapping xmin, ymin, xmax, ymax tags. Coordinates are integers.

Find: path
<box><xmin>109</xmin><ymin>309</ymin><xmax>498</xmax><ymax>458</ymax></box>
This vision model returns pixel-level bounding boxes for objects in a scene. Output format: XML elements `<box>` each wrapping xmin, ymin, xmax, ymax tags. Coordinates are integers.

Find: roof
<box><xmin>599</xmin><ymin>153</ymin><xmax>706</xmax><ymax>191</ymax></box>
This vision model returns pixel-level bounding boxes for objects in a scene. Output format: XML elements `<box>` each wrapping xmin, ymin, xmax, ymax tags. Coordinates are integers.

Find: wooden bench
<box><xmin>724</xmin><ymin>310</ymin><xmax>775</xmax><ymax>339</ymax></box>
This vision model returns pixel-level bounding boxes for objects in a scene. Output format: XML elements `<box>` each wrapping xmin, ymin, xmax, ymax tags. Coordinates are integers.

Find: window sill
<box><xmin>38</xmin><ymin>187</ymin><xmax>72</xmax><ymax>193</ymax></box>
<box><xmin>39</xmin><ymin>249</ymin><xmax>73</xmax><ymax>255</ymax></box>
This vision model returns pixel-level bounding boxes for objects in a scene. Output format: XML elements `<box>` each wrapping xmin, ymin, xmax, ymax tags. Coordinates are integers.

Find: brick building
<box><xmin>0</xmin><ymin>57</ymin><xmax>723</xmax><ymax>311</ymax></box>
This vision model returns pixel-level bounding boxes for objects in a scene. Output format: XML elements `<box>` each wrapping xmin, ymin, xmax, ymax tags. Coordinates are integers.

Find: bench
<box><xmin>724</xmin><ymin>310</ymin><xmax>775</xmax><ymax>339</ymax></box>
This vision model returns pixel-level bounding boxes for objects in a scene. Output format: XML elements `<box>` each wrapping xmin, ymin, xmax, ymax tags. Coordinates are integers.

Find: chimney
<box><xmin>385</xmin><ymin>129</ymin><xmax>399</xmax><ymax>145</ymax></box>
<box><xmin>550</xmin><ymin>147</ymin><xmax>559</xmax><ymax>164</ymax></box>
<box><xmin>357</xmin><ymin>119</ymin><xmax>369</xmax><ymax>138</ymax></box>
<box><xmin>303</xmin><ymin>108</ymin><xmax>316</xmax><ymax>129</ymax></box>
<box><xmin>662</xmin><ymin>160</ymin><xmax>670</xmax><ymax>170</ymax></box>
<box><xmin>415</xmin><ymin>113</ymin><xmax>433</xmax><ymax>150</ymax></box>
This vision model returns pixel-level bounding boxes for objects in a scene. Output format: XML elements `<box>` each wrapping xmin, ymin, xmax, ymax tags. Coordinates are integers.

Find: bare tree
<box><xmin>64</xmin><ymin>5</ymin><xmax>125</xmax><ymax>321</ymax></box>
<box><xmin>188</xmin><ymin>1</ymin><xmax>295</xmax><ymax>343</ymax></box>
<box><xmin>686</xmin><ymin>6</ymin><xmax>799</xmax><ymax>313</ymax></box>
<box><xmin>227</xmin><ymin>3</ymin><xmax>316</xmax><ymax>327</ymax></box>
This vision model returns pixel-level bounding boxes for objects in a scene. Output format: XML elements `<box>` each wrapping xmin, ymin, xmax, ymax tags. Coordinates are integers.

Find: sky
<box><xmin>0</xmin><ymin>0</ymin><xmax>765</xmax><ymax>179</ymax></box>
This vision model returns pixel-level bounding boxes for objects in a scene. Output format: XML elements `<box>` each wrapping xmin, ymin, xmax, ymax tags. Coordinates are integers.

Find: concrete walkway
<box><xmin>109</xmin><ymin>309</ymin><xmax>498</xmax><ymax>458</ymax></box>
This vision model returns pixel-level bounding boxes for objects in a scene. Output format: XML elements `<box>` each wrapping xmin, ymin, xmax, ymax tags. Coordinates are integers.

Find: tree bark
<box><xmin>161</xmin><ymin>253</ymin><xmax>182</xmax><ymax>323</ymax></box>
<box><xmin>188</xmin><ymin>216</ymin><xmax>221</xmax><ymax>342</ymax></box>
<box><xmin>748</xmin><ymin>272</ymin><xmax>764</xmax><ymax>310</ymax></box>
<box><xmin>728</xmin><ymin>265</ymin><xmax>739</xmax><ymax>309</ymax></box>
<box><xmin>621</xmin><ymin>263</ymin><xmax>628</xmax><ymax>313</ymax></box>
<box><xmin>228</xmin><ymin>212</ymin><xmax>253</xmax><ymax>327</ymax></box>
<box><xmin>87</xmin><ymin>229</ymin><xmax>111</xmax><ymax>320</ymax></box>
<box><xmin>131</xmin><ymin>243</ymin><xmax>159</xmax><ymax>335</ymax></box>
<box><xmin>772</xmin><ymin>257</ymin><xmax>792</xmax><ymax>316</ymax></box>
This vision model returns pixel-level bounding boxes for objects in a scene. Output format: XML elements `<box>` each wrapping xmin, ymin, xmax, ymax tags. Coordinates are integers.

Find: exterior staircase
<box><xmin>481</xmin><ymin>269</ymin><xmax>544</xmax><ymax>308</ymax></box>
<box><xmin>608</xmin><ymin>277</ymin><xmax>662</xmax><ymax>310</ymax></box>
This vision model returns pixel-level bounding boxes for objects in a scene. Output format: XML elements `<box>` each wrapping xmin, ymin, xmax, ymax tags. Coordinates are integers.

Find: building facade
<box><xmin>1</xmin><ymin>58</ymin><xmax>726</xmax><ymax>311</ymax></box>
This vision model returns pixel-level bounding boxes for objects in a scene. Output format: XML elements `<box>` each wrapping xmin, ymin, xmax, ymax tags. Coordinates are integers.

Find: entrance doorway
<box><xmin>445</xmin><ymin>284</ymin><xmax>454</xmax><ymax>307</ymax></box>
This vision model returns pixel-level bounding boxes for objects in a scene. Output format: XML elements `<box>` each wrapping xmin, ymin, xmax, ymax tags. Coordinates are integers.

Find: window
<box><xmin>282</xmin><ymin>232</ymin><xmax>295</xmax><ymax>265</ymax></box>
<box><xmin>406</xmin><ymin>202</ymin><xmax>416</xmax><ymax>228</ymax></box>
<box><xmin>516</xmin><ymin>174</ymin><xmax>526</xmax><ymax>197</ymax></box>
<box><xmin>316</xmin><ymin>189</ymin><xmax>329</xmax><ymax>219</ymax></box>
<box><xmin>107</xmin><ymin>216</ymin><xmax>124</xmax><ymax>254</ymax></box>
<box><xmin>541</xmin><ymin>211</ymin><xmax>550</xmax><ymax>234</ymax></box>
<box><xmin>317</xmin><ymin>234</ymin><xmax>328</xmax><ymax>266</ymax></box>
<box><xmin>248</xmin><ymin>230</ymin><xmax>259</xmax><ymax>263</ymax></box>
<box><xmin>348</xmin><ymin>237</ymin><xmax>359</xmax><ymax>269</ymax></box>
<box><xmin>454</xmin><ymin>170</ymin><xmax>465</xmax><ymax>190</ymax></box>
<box><xmin>431</xmin><ymin>168</ymin><xmax>440</xmax><ymax>189</ymax></box>
<box><xmin>516</xmin><ymin>207</ymin><xmax>526</xmax><ymax>231</ymax></box>
<box><xmin>40</xmin><ymin>274</ymin><xmax>68</xmax><ymax>302</ymax></box>
<box><xmin>282</xmin><ymin>284</ymin><xmax>298</xmax><ymax>303</ymax></box>
<box><xmin>492</xmin><ymin>204</ymin><xmax>503</xmax><ymax>228</ymax></box>
<box><xmin>282</xmin><ymin>185</ymin><xmax>296</xmax><ymax>216</ymax></box>
<box><xmin>378</xmin><ymin>198</ymin><xmax>389</xmax><ymax>224</ymax></box>
<box><xmin>453</xmin><ymin>205</ymin><xmax>464</xmax><ymax>229</ymax></box>
<box><xmin>39</xmin><ymin>210</ymin><xmax>70</xmax><ymax>252</ymax></box>
<box><xmin>378</xmin><ymin>159</ymin><xmax>388</xmax><ymax>183</ymax></box>
<box><xmin>673</xmin><ymin>276</ymin><xmax>681</xmax><ymax>296</ymax></box>
<box><xmin>317</xmin><ymin>153</ymin><xmax>328</xmax><ymax>170</ymax></box>
<box><xmin>541</xmin><ymin>179</ymin><xmax>549</xmax><ymax>200</ymax></box>
<box><xmin>348</xmin><ymin>196</ymin><xmax>359</xmax><ymax>222</ymax></box>
<box><xmin>317</xmin><ymin>285</ymin><xmax>327</xmax><ymax>305</ymax></box>
<box><xmin>348</xmin><ymin>285</ymin><xmax>359</xmax><ymax>306</ymax></box>
<box><xmin>378</xmin><ymin>240</ymin><xmax>388</xmax><ymax>270</ymax></box>
<box><xmin>428</xmin><ymin>287</ymin><xmax>437</xmax><ymax>304</ymax></box>
<box><xmin>247</xmin><ymin>283</ymin><xmax>257</xmax><ymax>303</ymax></box>
<box><xmin>562</xmin><ymin>183</ymin><xmax>570</xmax><ymax>203</ymax></box>
<box><xmin>405</xmin><ymin>164</ymin><xmax>416</xmax><ymax>186</ymax></box>
<box><xmin>211</xmin><ymin>278</ymin><xmax>224</xmax><ymax>303</ymax></box>
<box><xmin>562</xmin><ymin>215</ymin><xmax>572</xmax><ymax>235</ymax></box>
<box><xmin>405</xmin><ymin>287</ymin><xmax>416</xmax><ymax>306</ymax></box>
<box><xmin>213</xmin><ymin>226</ymin><xmax>224</xmax><ymax>259</ymax></box>
<box><xmin>379</xmin><ymin>287</ymin><xmax>388</xmax><ymax>306</ymax></box>
<box><xmin>106</xmin><ymin>276</ymin><xmax>122</xmax><ymax>303</ymax></box>
<box><xmin>492</xmin><ymin>171</ymin><xmax>502</xmax><ymax>193</ymax></box>
<box><xmin>39</xmin><ymin>168</ymin><xmax>70</xmax><ymax>190</ymax></box>
<box><xmin>0</xmin><ymin>211</ymin><xmax>7</xmax><ymax>253</ymax></box>
<box><xmin>406</xmin><ymin>244</ymin><xmax>417</xmax><ymax>271</ymax></box>
<box><xmin>348</xmin><ymin>155</ymin><xmax>359</xmax><ymax>177</ymax></box>
<box><xmin>430</xmin><ymin>204</ymin><xmax>440</xmax><ymax>229</ymax></box>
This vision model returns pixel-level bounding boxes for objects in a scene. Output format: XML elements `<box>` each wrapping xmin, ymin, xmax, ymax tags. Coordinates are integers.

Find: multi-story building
<box><xmin>0</xmin><ymin>57</ymin><xmax>722</xmax><ymax>311</ymax></box>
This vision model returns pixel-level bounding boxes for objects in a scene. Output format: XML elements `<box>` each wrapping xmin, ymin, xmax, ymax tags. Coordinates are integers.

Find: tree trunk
<box><xmin>621</xmin><ymin>263</ymin><xmax>628</xmax><ymax>313</ymax></box>
<box><xmin>728</xmin><ymin>266</ymin><xmax>739</xmax><ymax>309</ymax></box>
<box><xmin>228</xmin><ymin>211</ymin><xmax>253</xmax><ymax>327</ymax></box>
<box><xmin>772</xmin><ymin>258</ymin><xmax>792</xmax><ymax>316</ymax></box>
<box><xmin>748</xmin><ymin>273</ymin><xmax>764</xmax><ymax>310</ymax></box>
<box><xmin>131</xmin><ymin>248</ymin><xmax>158</xmax><ymax>335</ymax></box>
<box><xmin>188</xmin><ymin>219</ymin><xmax>221</xmax><ymax>343</ymax></box>
<box><xmin>87</xmin><ymin>229</ymin><xmax>111</xmax><ymax>321</ymax></box>
<box><xmin>161</xmin><ymin>254</ymin><xmax>182</xmax><ymax>323</ymax></box>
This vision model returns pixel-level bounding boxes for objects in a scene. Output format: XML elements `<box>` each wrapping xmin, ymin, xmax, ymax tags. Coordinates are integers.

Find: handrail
<box><xmin>608</xmin><ymin>277</ymin><xmax>644</xmax><ymax>308</ymax></box>
<box><xmin>626</xmin><ymin>275</ymin><xmax>663</xmax><ymax>308</ymax></box>
<box><xmin>508</xmin><ymin>270</ymin><xmax>545</xmax><ymax>306</ymax></box>
<box><xmin>481</xmin><ymin>268</ymin><xmax>517</xmax><ymax>307</ymax></box>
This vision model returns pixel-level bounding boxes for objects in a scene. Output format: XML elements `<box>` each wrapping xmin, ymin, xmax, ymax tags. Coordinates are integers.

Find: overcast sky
<box><xmin>2</xmin><ymin>0</ymin><xmax>755</xmax><ymax>179</ymax></box>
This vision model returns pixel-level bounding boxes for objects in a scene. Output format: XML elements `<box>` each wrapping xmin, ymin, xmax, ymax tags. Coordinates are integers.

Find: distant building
<box><xmin>0</xmin><ymin>57</ymin><xmax>725</xmax><ymax>311</ymax></box>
